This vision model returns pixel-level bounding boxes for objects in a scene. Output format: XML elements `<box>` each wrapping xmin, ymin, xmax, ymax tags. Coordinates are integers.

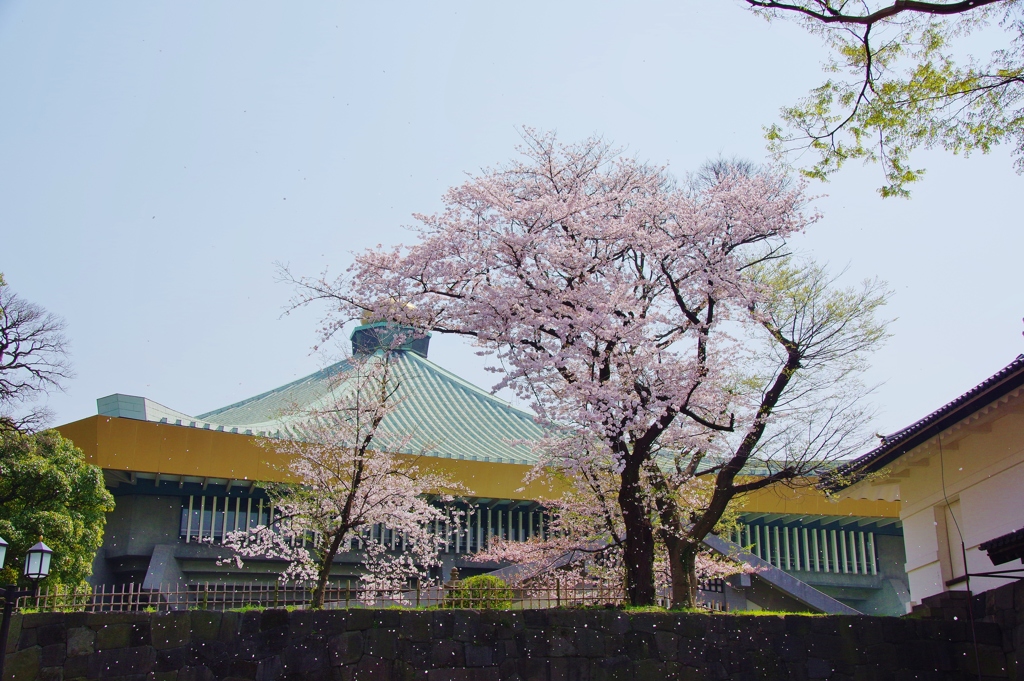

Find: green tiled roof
<box><xmin>193</xmin><ymin>347</ymin><xmax>544</xmax><ymax>465</ymax></box>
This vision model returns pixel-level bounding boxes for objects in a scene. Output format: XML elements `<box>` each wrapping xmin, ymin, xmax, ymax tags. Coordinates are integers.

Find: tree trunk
<box><xmin>618</xmin><ymin>459</ymin><xmax>656</xmax><ymax>606</ymax></box>
<box><xmin>312</xmin><ymin>530</ymin><xmax>346</xmax><ymax>609</ymax></box>
<box><xmin>668</xmin><ymin>541</ymin><xmax>700</xmax><ymax>610</ymax></box>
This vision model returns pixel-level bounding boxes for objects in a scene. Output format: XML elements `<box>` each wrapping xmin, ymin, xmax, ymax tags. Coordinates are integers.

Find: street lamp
<box><xmin>0</xmin><ymin>536</ymin><xmax>54</xmax><ymax>680</ymax></box>
<box><xmin>22</xmin><ymin>542</ymin><xmax>53</xmax><ymax>582</ymax></box>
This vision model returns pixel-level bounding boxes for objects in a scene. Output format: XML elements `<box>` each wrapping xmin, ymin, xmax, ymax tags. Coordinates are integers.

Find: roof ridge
<box><xmin>828</xmin><ymin>354</ymin><xmax>1024</xmax><ymax>487</ymax></box>
<box><xmin>401</xmin><ymin>351</ymin><xmax>538</xmax><ymax>423</ymax></box>
<box><xmin>196</xmin><ymin>359</ymin><xmax>351</xmax><ymax>420</ymax></box>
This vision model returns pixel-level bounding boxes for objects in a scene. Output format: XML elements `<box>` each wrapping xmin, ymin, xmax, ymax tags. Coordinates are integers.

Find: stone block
<box><xmin>573</xmin><ymin>627</ymin><xmax>607</xmax><ymax>657</ymax></box>
<box><xmin>903</xmin><ymin>640</ymin><xmax>952</xmax><ymax>672</ymax></box>
<box><xmin>40</xmin><ymin>642</ymin><xmax>66</xmax><ymax>667</ymax></box>
<box><xmin>86</xmin><ymin>613</ymin><xmax>146</xmax><ymax>627</ymax></box>
<box><xmin>131</xmin><ymin>622</ymin><xmax>151</xmax><ymax>648</ymax></box>
<box><xmin>600</xmin><ymin>611</ymin><xmax>630</xmax><ymax>637</ymax></box>
<box><xmin>61</xmin><ymin>613</ymin><xmax>86</xmax><ymax>629</ymax></box>
<box><xmin>364</xmin><ymin>628</ymin><xmax>397</xmax><ymax>660</ymax></box>
<box><xmin>590</xmin><ymin>654</ymin><xmax>632</xmax><ymax>681</ymax></box>
<box><xmin>514</xmin><ymin>630</ymin><xmax>548</xmax><ymax>658</ymax></box>
<box><xmin>37</xmin><ymin>625</ymin><xmax>66</xmax><ymax>648</ymax></box>
<box><xmin>238</xmin><ymin>612</ymin><xmax>261</xmax><ymax>637</ymax></box>
<box><xmin>806</xmin><ymin>634</ymin><xmax>842</xmax><ymax>660</ymax></box>
<box><xmin>281</xmin><ymin>639</ymin><xmax>327</xmax><ymax>676</ymax></box>
<box><xmin>654</xmin><ymin>631</ymin><xmax>679</xmax><ymax>662</ymax></box>
<box><xmin>953</xmin><ymin>643</ymin><xmax>1009</xmax><ymax>678</ymax></box>
<box><xmin>464</xmin><ymin>644</ymin><xmax>493</xmax><ymax>667</ymax></box>
<box><xmin>429</xmin><ymin>612</ymin><xmax>453</xmax><ymax>641</ymax></box>
<box><xmin>175</xmin><ymin>666</ymin><xmax>215</xmax><ymax>681</ymax></box>
<box><xmin>343</xmin><ymin>610</ymin><xmax>377</xmax><ymax>632</ymax></box>
<box><xmin>676</xmin><ymin>666</ymin><xmax>705</xmax><ymax>681</ymax></box>
<box><xmin>327</xmin><ymin>631</ymin><xmax>363</xmax><ymax>666</ymax></box>
<box><xmin>779</xmin><ymin>633</ymin><xmax>810</xmax><ymax>662</ymax></box>
<box><xmin>229</xmin><ymin>659</ymin><xmax>259</xmax><ymax>679</ymax></box>
<box><xmin>260</xmin><ymin>610</ymin><xmax>289</xmax><ymax>633</ymax></box>
<box><xmin>255</xmin><ymin>626</ymin><xmax>288</xmax><ymax>654</ymax></box>
<box><xmin>67</xmin><ymin>628</ymin><xmax>95</xmax><ymax>657</ymax></box>
<box><xmin>624</xmin><ymin>631</ymin><xmax>657</xmax><ymax>661</ymax></box>
<box><xmin>675</xmin><ymin>638</ymin><xmax>707</xmax><ymax>667</ymax></box>
<box><xmin>629</xmin><ymin>613</ymin><xmax>660</xmax><ymax>634</ymax></box>
<box><xmin>254</xmin><ymin>656</ymin><xmax>282</xmax><ymax>681</ymax></box>
<box><xmin>152</xmin><ymin>613</ymin><xmax>191</xmax><ymax>651</ymax></box>
<box><xmin>5</xmin><ymin>615</ymin><xmax>22</xmax><ymax>654</ymax></box>
<box><xmin>96</xmin><ymin>624</ymin><xmax>133</xmax><ymax>651</ymax></box>
<box><xmin>190</xmin><ymin>613</ymin><xmax>221</xmax><ymax>641</ymax></box>
<box><xmin>516</xmin><ymin>656</ymin><xmax>549</xmax><ymax>681</ymax></box>
<box><xmin>548</xmin><ymin>635</ymin><xmax>575</xmax><ymax>658</ymax></box>
<box><xmin>975</xmin><ymin>622</ymin><xmax>1005</xmax><ymax>647</ymax></box>
<box><xmin>550</xmin><ymin>656</ymin><xmax>590</xmax><ymax>681</ymax></box>
<box><xmin>431</xmin><ymin>639</ymin><xmax>465</xmax><ymax>668</ymax></box>
<box><xmin>17</xmin><ymin>626</ymin><xmax>37</xmax><ymax>650</ymax></box>
<box><xmin>879</xmin><ymin>618</ymin><xmax>915</xmax><ymax>644</ymax></box>
<box><xmin>397</xmin><ymin>611</ymin><xmax>430</xmax><ymax>642</ymax></box>
<box><xmin>453</xmin><ymin>611</ymin><xmax>480</xmax><ymax>643</ymax></box>
<box><xmin>4</xmin><ymin>646</ymin><xmax>40</xmax><ymax>681</ymax></box>
<box><xmin>493</xmin><ymin>639</ymin><xmax>517</xmax><ymax>665</ymax></box>
<box><xmin>352</xmin><ymin>656</ymin><xmax>394</xmax><ymax>681</ymax></box>
<box><xmin>22</xmin><ymin>614</ymin><xmax>65</xmax><ymax>629</ymax></box>
<box><xmin>673</xmin><ymin>614</ymin><xmax>707</xmax><ymax>640</ymax></box>
<box><xmin>63</xmin><ymin>651</ymin><xmax>89</xmax><ymax>679</ymax></box>
<box><xmin>218</xmin><ymin>612</ymin><xmax>241</xmax><ymax>644</ymax></box>
<box><xmin>426</xmin><ymin>669</ymin><xmax>474</xmax><ymax>681</ymax></box>
<box><xmin>192</xmin><ymin>639</ymin><xmax>230</xmax><ymax>668</ymax></box>
<box><xmin>522</xmin><ymin>610</ymin><xmax>547</xmax><ymax>629</ymax></box>
<box><xmin>86</xmin><ymin>645</ymin><xmax>157</xmax><ymax>678</ymax></box>
<box><xmin>397</xmin><ymin>640</ymin><xmax>430</xmax><ymax>668</ymax></box>
<box><xmin>862</xmin><ymin>643</ymin><xmax>898</xmax><ymax>667</ymax></box>
<box><xmin>39</xmin><ymin>666</ymin><xmax>63</xmax><ymax>681</ymax></box>
<box><xmin>156</xmin><ymin>646</ymin><xmax>189</xmax><ymax>672</ymax></box>
<box><xmin>634</xmin><ymin>659</ymin><xmax>669</xmax><ymax>678</ymax></box>
<box><xmin>786</xmin><ymin>616</ymin><xmax>816</xmax><ymax>637</ymax></box>
<box><xmin>806</xmin><ymin>658</ymin><xmax>833</xmax><ymax>679</ymax></box>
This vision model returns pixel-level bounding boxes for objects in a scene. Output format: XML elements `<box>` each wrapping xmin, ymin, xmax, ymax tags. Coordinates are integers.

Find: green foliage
<box><xmin>443</xmin><ymin>575</ymin><xmax>513</xmax><ymax>609</ymax></box>
<box><xmin>0</xmin><ymin>429</ymin><xmax>114</xmax><ymax>588</ymax></box>
<box><xmin>752</xmin><ymin>0</ymin><xmax>1024</xmax><ymax>196</ymax></box>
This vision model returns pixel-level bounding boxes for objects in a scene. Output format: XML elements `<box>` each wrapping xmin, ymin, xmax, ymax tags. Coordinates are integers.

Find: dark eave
<box><xmin>825</xmin><ymin>355</ymin><xmax>1024</xmax><ymax>491</ymax></box>
<box><xmin>979</xmin><ymin>527</ymin><xmax>1024</xmax><ymax>566</ymax></box>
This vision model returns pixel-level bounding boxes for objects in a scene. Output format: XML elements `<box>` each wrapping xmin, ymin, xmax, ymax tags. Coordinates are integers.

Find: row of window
<box><xmin>729</xmin><ymin>524</ymin><xmax>879</xmax><ymax>575</ymax></box>
<box><xmin>178</xmin><ymin>495</ymin><xmax>548</xmax><ymax>554</ymax></box>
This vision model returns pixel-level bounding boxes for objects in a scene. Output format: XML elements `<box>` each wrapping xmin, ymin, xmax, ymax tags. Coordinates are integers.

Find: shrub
<box><xmin>443</xmin><ymin>575</ymin><xmax>513</xmax><ymax>609</ymax></box>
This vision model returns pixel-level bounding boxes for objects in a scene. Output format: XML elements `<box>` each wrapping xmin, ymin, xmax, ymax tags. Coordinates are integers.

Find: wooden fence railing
<box><xmin>9</xmin><ymin>580</ymin><xmax>724</xmax><ymax>612</ymax></box>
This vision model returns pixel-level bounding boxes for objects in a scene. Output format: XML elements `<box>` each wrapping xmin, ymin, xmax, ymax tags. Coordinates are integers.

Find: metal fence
<box><xmin>8</xmin><ymin>581</ymin><xmax>724</xmax><ymax>613</ymax></box>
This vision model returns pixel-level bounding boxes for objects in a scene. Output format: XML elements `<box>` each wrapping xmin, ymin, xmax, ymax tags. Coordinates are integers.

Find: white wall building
<box><xmin>830</xmin><ymin>355</ymin><xmax>1024</xmax><ymax>610</ymax></box>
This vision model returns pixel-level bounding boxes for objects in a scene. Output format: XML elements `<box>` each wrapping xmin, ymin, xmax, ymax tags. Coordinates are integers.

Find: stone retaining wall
<box><xmin>2</xmin><ymin>606</ymin><xmax>1011</xmax><ymax>681</ymax></box>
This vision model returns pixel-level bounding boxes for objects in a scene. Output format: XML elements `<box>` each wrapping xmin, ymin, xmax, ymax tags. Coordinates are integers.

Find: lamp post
<box><xmin>0</xmin><ymin>537</ymin><xmax>54</xmax><ymax>680</ymax></box>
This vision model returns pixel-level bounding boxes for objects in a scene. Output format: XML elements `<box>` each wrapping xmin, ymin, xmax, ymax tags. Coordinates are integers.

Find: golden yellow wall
<box><xmin>737</xmin><ymin>481</ymin><xmax>900</xmax><ymax>518</ymax></box>
<box><xmin>57</xmin><ymin>415</ymin><xmax>899</xmax><ymax>516</ymax></box>
<box><xmin>56</xmin><ymin>416</ymin><xmax>558</xmax><ymax>502</ymax></box>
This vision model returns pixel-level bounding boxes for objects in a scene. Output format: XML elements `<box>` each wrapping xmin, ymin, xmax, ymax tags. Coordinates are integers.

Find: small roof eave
<box><xmin>825</xmin><ymin>354</ymin><xmax>1024</xmax><ymax>492</ymax></box>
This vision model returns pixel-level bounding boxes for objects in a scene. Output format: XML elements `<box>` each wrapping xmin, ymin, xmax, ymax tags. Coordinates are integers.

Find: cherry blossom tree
<box><xmin>221</xmin><ymin>344</ymin><xmax>460</xmax><ymax>608</ymax></box>
<box><xmin>282</xmin><ymin>132</ymin><xmax>888</xmax><ymax>607</ymax></box>
<box><xmin>474</xmin><ymin>438</ymin><xmax>753</xmax><ymax>604</ymax></box>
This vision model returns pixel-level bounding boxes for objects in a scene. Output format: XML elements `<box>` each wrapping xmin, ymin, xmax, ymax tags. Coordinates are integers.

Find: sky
<box><xmin>1</xmin><ymin>1</ymin><xmax>1021</xmax><ymax>439</ymax></box>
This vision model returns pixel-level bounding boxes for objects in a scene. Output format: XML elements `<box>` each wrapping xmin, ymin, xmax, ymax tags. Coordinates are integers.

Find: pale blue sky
<box><xmin>2</xmin><ymin>1</ymin><xmax>1020</xmax><ymax>437</ymax></box>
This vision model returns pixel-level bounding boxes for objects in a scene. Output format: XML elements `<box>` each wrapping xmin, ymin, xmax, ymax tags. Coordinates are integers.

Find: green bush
<box><xmin>443</xmin><ymin>575</ymin><xmax>513</xmax><ymax>609</ymax></box>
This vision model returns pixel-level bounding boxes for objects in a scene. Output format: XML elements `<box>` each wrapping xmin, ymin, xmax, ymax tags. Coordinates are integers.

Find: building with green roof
<box><xmin>54</xmin><ymin>323</ymin><xmax>911</xmax><ymax>613</ymax></box>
